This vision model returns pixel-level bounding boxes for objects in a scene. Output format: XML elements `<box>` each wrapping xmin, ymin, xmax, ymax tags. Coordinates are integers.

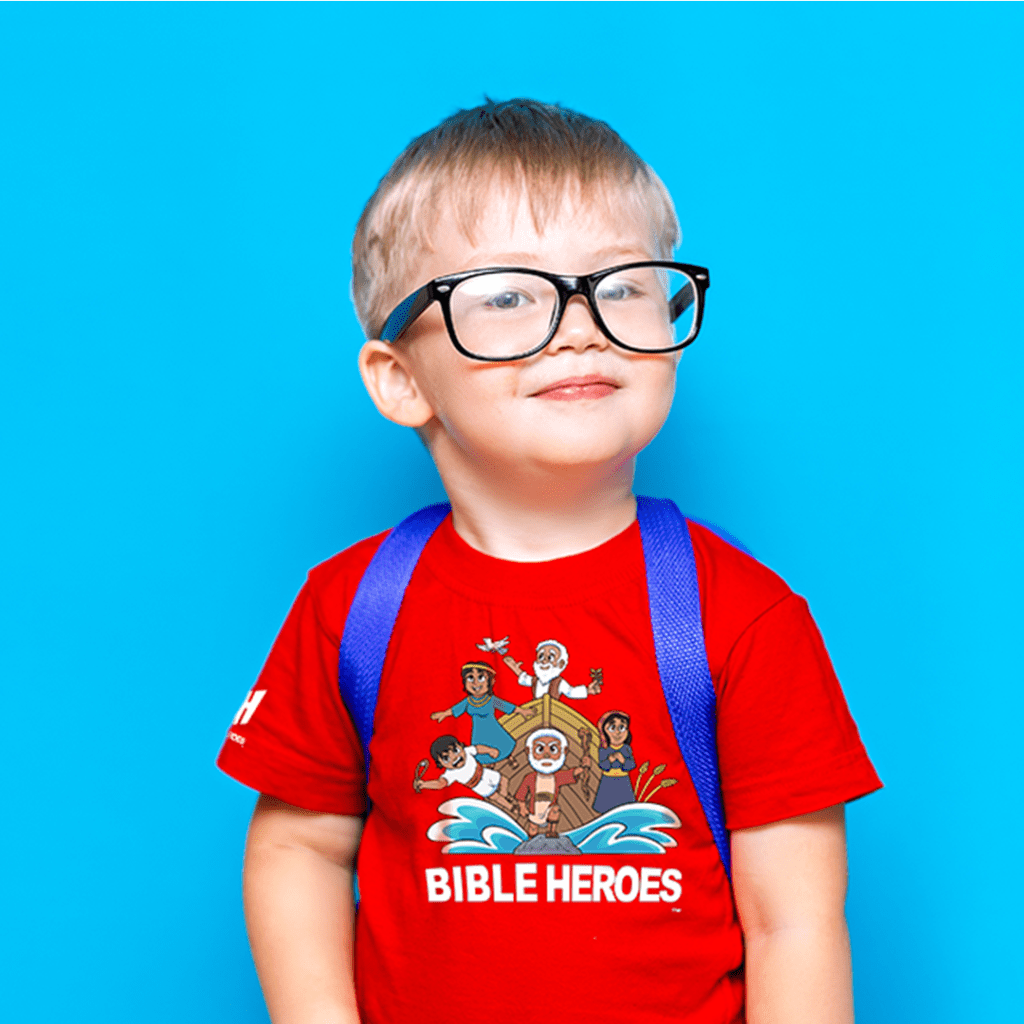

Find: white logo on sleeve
<box><xmin>232</xmin><ymin>688</ymin><xmax>267</xmax><ymax>726</ymax></box>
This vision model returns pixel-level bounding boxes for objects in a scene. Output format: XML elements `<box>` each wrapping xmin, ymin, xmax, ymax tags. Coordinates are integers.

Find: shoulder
<box><xmin>688</xmin><ymin>520</ymin><xmax>792</xmax><ymax>611</ymax></box>
<box><xmin>308</xmin><ymin>529</ymin><xmax>390</xmax><ymax>591</ymax></box>
<box><xmin>302</xmin><ymin>529</ymin><xmax>390</xmax><ymax>644</ymax></box>
<box><xmin>686</xmin><ymin>521</ymin><xmax>798</xmax><ymax>679</ymax></box>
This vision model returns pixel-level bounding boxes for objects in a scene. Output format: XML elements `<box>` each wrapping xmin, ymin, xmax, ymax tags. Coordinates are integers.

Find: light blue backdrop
<box><xmin>2</xmin><ymin>4</ymin><xmax>1020</xmax><ymax>1021</ymax></box>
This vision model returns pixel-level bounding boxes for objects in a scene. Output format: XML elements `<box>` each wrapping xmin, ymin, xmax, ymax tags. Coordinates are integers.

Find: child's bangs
<box><xmin>435</xmin><ymin>158</ymin><xmax>678</xmax><ymax>256</ymax></box>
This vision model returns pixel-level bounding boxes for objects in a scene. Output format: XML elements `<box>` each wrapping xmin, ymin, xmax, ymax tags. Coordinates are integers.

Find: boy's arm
<box><xmin>415</xmin><ymin>777</ymin><xmax>449</xmax><ymax>791</ymax></box>
<box><xmin>731</xmin><ymin>804</ymin><xmax>853</xmax><ymax>1024</ymax></box>
<box><xmin>244</xmin><ymin>795</ymin><xmax>363</xmax><ymax>1024</ymax></box>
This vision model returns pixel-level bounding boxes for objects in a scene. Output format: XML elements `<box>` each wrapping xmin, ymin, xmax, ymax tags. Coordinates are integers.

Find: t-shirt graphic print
<box><xmin>218</xmin><ymin>516</ymin><xmax>881</xmax><ymax>1024</ymax></box>
<box><xmin>415</xmin><ymin>637</ymin><xmax>684</xmax><ymax>875</ymax></box>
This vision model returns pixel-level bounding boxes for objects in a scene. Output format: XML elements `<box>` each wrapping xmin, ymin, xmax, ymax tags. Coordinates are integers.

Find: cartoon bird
<box><xmin>476</xmin><ymin>636</ymin><xmax>510</xmax><ymax>655</ymax></box>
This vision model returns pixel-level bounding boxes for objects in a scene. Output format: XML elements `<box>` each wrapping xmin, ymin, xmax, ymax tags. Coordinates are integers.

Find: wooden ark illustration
<box><xmin>490</xmin><ymin>692</ymin><xmax>602</xmax><ymax>832</ymax></box>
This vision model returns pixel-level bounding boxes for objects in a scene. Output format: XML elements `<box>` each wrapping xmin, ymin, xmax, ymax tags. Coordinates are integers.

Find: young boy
<box><xmin>218</xmin><ymin>99</ymin><xmax>881</xmax><ymax>1024</ymax></box>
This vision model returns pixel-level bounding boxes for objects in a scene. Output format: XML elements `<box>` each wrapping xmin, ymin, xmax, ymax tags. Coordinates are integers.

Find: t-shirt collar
<box><xmin>420</xmin><ymin>514</ymin><xmax>645</xmax><ymax>606</ymax></box>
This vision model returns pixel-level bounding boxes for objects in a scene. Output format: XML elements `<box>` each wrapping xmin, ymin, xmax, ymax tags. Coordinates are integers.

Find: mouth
<box><xmin>530</xmin><ymin>375</ymin><xmax>620</xmax><ymax>402</ymax></box>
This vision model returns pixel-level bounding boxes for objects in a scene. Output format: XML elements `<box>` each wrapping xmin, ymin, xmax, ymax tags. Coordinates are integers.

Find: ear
<box><xmin>358</xmin><ymin>340</ymin><xmax>436</xmax><ymax>428</ymax></box>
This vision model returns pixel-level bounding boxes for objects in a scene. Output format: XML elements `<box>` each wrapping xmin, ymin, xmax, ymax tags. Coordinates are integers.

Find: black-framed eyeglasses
<box><xmin>379</xmin><ymin>261</ymin><xmax>710</xmax><ymax>362</ymax></box>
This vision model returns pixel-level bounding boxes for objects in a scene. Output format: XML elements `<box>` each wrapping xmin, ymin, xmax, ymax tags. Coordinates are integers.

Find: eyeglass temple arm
<box><xmin>380</xmin><ymin>285</ymin><xmax>436</xmax><ymax>343</ymax></box>
<box><xmin>668</xmin><ymin>282</ymin><xmax>695</xmax><ymax>324</ymax></box>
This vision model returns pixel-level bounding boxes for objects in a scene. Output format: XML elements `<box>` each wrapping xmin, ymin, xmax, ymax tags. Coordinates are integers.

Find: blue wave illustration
<box><xmin>566</xmin><ymin>802</ymin><xmax>681</xmax><ymax>854</ymax></box>
<box><xmin>426</xmin><ymin>799</ymin><xmax>680</xmax><ymax>855</ymax></box>
<box><xmin>427</xmin><ymin>799</ymin><xmax>528</xmax><ymax>854</ymax></box>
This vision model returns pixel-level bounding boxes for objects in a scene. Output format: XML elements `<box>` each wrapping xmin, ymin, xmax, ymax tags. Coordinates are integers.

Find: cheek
<box><xmin>632</xmin><ymin>359</ymin><xmax>678</xmax><ymax>418</ymax></box>
<box><xmin>408</xmin><ymin>331</ymin><xmax>510</xmax><ymax>403</ymax></box>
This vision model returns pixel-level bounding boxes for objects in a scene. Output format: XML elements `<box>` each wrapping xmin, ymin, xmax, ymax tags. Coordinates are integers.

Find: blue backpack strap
<box><xmin>636</xmin><ymin>496</ymin><xmax>732</xmax><ymax>879</ymax></box>
<box><xmin>337</xmin><ymin>502</ymin><xmax>451</xmax><ymax>777</ymax></box>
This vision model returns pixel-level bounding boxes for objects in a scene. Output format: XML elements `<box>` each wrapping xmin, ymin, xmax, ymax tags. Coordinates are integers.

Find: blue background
<box><xmin>2</xmin><ymin>3</ymin><xmax>1021</xmax><ymax>1021</ymax></box>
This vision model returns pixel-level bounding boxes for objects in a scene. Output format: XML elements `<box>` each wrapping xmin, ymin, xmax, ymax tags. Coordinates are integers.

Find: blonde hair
<box><xmin>351</xmin><ymin>99</ymin><xmax>681</xmax><ymax>340</ymax></box>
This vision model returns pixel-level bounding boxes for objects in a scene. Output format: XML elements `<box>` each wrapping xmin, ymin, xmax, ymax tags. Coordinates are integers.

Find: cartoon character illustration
<box><xmin>430</xmin><ymin>661</ymin><xmax>528</xmax><ymax>763</ymax></box>
<box><xmin>414</xmin><ymin>735</ymin><xmax>514</xmax><ymax>810</ymax></box>
<box><xmin>593</xmin><ymin>710</ymin><xmax>637</xmax><ymax>813</ymax></box>
<box><xmin>421</xmin><ymin>647</ymin><xmax>682</xmax><ymax>855</ymax></box>
<box><xmin>502</xmin><ymin>639</ymin><xmax>604</xmax><ymax>701</ymax></box>
<box><xmin>514</xmin><ymin>728</ymin><xmax>590</xmax><ymax>838</ymax></box>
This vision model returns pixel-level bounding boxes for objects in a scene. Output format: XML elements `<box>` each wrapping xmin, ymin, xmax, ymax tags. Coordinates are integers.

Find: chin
<box><xmin>528</xmin><ymin>433</ymin><xmax>642</xmax><ymax>469</ymax></box>
<box><xmin>439</xmin><ymin>412</ymin><xmax>659</xmax><ymax>479</ymax></box>
<box><xmin>530</xmin><ymin>406</ymin><xmax>665</xmax><ymax>465</ymax></box>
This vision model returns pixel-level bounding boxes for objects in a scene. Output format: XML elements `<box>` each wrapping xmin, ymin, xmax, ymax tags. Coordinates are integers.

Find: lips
<box><xmin>531</xmin><ymin>375</ymin><xmax>619</xmax><ymax>401</ymax></box>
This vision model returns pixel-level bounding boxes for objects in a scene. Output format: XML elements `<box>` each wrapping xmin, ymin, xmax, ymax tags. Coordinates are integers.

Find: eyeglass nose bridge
<box><xmin>538</xmin><ymin>273</ymin><xmax>611</xmax><ymax>344</ymax></box>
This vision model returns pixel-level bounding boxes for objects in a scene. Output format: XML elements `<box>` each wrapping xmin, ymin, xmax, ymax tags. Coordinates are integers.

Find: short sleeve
<box><xmin>715</xmin><ymin>594</ymin><xmax>882</xmax><ymax>830</ymax></box>
<box><xmin>216</xmin><ymin>580</ymin><xmax>367</xmax><ymax>816</ymax></box>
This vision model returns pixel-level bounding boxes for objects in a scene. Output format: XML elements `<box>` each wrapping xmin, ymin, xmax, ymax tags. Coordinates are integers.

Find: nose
<box><xmin>547</xmin><ymin>294</ymin><xmax>609</xmax><ymax>356</ymax></box>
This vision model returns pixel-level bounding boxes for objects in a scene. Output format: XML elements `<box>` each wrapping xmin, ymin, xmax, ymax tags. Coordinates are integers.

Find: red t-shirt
<box><xmin>218</xmin><ymin>516</ymin><xmax>881</xmax><ymax>1024</ymax></box>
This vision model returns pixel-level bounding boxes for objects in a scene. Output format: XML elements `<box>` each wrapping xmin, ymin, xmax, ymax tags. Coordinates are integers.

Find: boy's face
<box><xmin>439</xmin><ymin>743</ymin><xmax>466</xmax><ymax>770</ymax></box>
<box><xmin>362</xmin><ymin>183</ymin><xmax>679</xmax><ymax>482</ymax></box>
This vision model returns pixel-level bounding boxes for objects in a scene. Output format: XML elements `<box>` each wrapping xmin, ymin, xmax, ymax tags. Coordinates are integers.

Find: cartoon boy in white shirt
<box><xmin>415</xmin><ymin>735</ymin><xmax>513</xmax><ymax>809</ymax></box>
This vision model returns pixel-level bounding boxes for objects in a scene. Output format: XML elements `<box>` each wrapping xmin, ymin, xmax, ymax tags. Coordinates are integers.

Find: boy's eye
<box><xmin>595</xmin><ymin>278</ymin><xmax>641</xmax><ymax>302</ymax></box>
<box><xmin>484</xmin><ymin>290</ymin><xmax>532</xmax><ymax>310</ymax></box>
<box><xmin>455</xmin><ymin>273</ymin><xmax>553</xmax><ymax>315</ymax></box>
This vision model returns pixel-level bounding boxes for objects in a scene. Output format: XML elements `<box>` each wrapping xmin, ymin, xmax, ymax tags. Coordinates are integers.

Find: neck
<box><xmin>433</xmin><ymin>449</ymin><xmax>638</xmax><ymax>562</ymax></box>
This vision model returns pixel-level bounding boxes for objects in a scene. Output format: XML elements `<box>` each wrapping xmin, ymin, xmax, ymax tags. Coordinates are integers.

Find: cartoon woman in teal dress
<box><xmin>430</xmin><ymin>662</ymin><xmax>517</xmax><ymax>764</ymax></box>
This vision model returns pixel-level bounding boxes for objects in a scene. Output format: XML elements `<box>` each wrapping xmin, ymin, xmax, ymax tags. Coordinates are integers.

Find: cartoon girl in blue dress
<box><xmin>593</xmin><ymin>710</ymin><xmax>637</xmax><ymax>813</ymax></box>
<box><xmin>430</xmin><ymin>662</ymin><xmax>517</xmax><ymax>764</ymax></box>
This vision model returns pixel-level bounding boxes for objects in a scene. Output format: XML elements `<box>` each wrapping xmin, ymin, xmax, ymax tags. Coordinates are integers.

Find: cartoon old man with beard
<box><xmin>503</xmin><ymin>639</ymin><xmax>603</xmax><ymax>701</ymax></box>
<box><xmin>515</xmin><ymin>728</ymin><xmax>590</xmax><ymax>838</ymax></box>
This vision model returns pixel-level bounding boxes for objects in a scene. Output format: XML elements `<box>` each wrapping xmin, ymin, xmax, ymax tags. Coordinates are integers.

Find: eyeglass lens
<box><xmin>448</xmin><ymin>266</ymin><xmax>698</xmax><ymax>359</ymax></box>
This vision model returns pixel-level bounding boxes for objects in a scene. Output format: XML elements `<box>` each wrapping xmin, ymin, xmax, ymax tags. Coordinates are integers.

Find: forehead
<box><xmin>409</xmin><ymin>180</ymin><xmax>657</xmax><ymax>291</ymax></box>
